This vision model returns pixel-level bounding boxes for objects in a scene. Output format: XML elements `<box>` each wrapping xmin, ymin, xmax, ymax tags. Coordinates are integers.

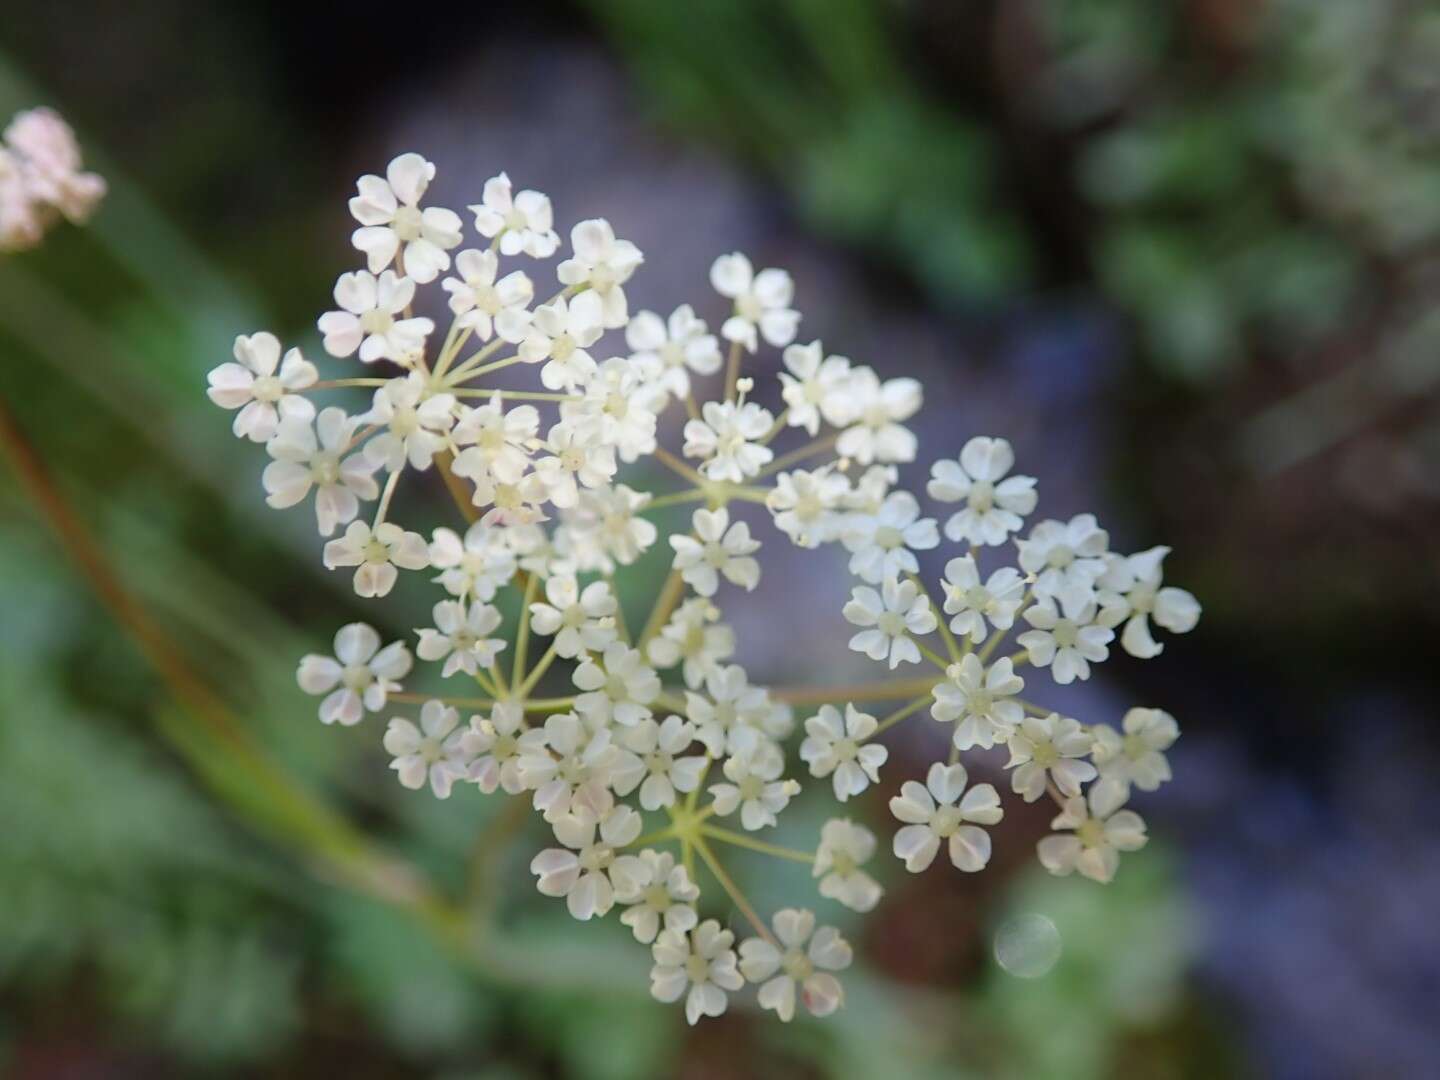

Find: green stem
<box><xmin>699</xmin><ymin>825</ymin><xmax>814</xmax><ymax>865</ymax></box>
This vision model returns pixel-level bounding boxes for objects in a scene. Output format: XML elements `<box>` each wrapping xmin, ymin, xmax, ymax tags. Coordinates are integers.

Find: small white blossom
<box><xmin>427</xmin><ymin>522</ymin><xmax>517</xmax><ymax>601</ymax></box>
<box><xmin>646</xmin><ymin>598</ymin><xmax>735</xmax><ymax>689</ymax></box>
<box><xmin>686</xmin><ymin>664</ymin><xmax>785</xmax><ymax>756</ymax></box>
<box><xmin>415</xmin><ymin>599</ymin><xmax>506</xmax><ymax>677</ymax></box>
<box><xmin>766</xmin><ymin>467</ymin><xmax>850</xmax><ymax>547</ymax></box>
<box><xmin>520</xmin><ymin>291</ymin><xmax>605</xmax><ymax>391</ymax></box>
<box><xmin>1090</xmin><ymin>707</ymin><xmax>1179</xmax><ymax>809</ymax></box>
<box><xmin>572</xmin><ymin>642</ymin><xmax>660</xmax><ymax>727</ymax></box>
<box><xmin>940</xmin><ymin>555</ymin><xmax>1025</xmax><ymax>643</ymax></box>
<box><xmin>557</xmin><ymin>218</ymin><xmax>643</xmax><ymax>328</ymax></box>
<box><xmin>709</xmin><ymin>252</ymin><xmax>799</xmax><ymax>352</ymax></box>
<box><xmin>263</xmin><ymin>408</ymin><xmax>379</xmax><ymax>536</ymax></box>
<box><xmin>460</xmin><ymin>701</ymin><xmax>528</xmax><ymax>794</ymax></box>
<box><xmin>530</xmin><ymin>783</ymin><xmax>643</xmax><ymax>920</ymax></box>
<box><xmin>1037</xmin><ymin>791</ymin><xmax>1148</xmax><ymax>884</ymax></box>
<box><xmin>626</xmin><ymin>304</ymin><xmax>720</xmax><ymax>405</ymax></box>
<box><xmin>616</xmin><ymin>850</ymin><xmax>700</xmax><ymax>944</ymax></box>
<box><xmin>669</xmin><ymin>506</ymin><xmax>761</xmax><ymax>597</ymax></box>
<box><xmin>318</xmin><ymin>269</ymin><xmax>433</xmax><ymax>363</ymax></box>
<box><xmin>842</xmin><ymin>490</ymin><xmax>939</xmax><ymax>584</ymax></box>
<box><xmin>1006</xmin><ymin>712</ymin><xmax>1097</xmax><ymax>802</ymax></box>
<box><xmin>564</xmin><ymin>484</ymin><xmax>657</xmax><ymax>569</ymax></box>
<box><xmin>468</xmin><ymin>172</ymin><xmax>559</xmax><ymax>258</ymax></box>
<box><xmin>843</xmin><ymin>577</ymin><xmax>937</xmax><ymax>669</ymax></box>
<box><xmin>1016</xmin><ymin>514</ymin><xmax>1111</xmax><ymax>600</ymax></box>
<box><xmin>528</xmin><ymin>575</ymin><xmax>617</xmax><ymax>658</ymax></box>
<box><xmin>440</xmin><ymin>248</ymin><xmax>533</xmax><ymax>341</ymax></box>
<box><xmin>926</xmin><ymin>437</ymin><xmax>1038</xmax><ymax>546</ymax></box>
<box><xmin>889</xmin><ymin>762</ymin><xmax>1003</xmax><ymax>873</ymax></box>
<box><xmin>709</xmin><ymin>732</ymin><xmax>799</xmax><ymax>831</ymax></box>
<box><xmin>931</xmin><ymin>654</ymin><xmax>1025</xmax><ymax>750</ymax></box>
<box><xmin>322</xmin><ymin>520</ymin><xmax>429</xmax><ymax>598</ymax></box>
<box><xmin>533</xmin><ymin>422</ymin><xmax>617</xmax><ymax>508</ymax></box>
<box><xmin>836</xmin><ymin>368</ymin><xmax>921</xmax><ymax>465</ymax></box>
<box><xmin>650</xmin><ymin>919</ymin><xmax>744</xmax><ymax>1025</ymax></box>
<box><xmin>518</xmin><ymin>713</ymin><xmax>623</xmax><ymax>821</ymax></box>
<box><xmin>800</xmin><ymin>704</ymin><xmax>888</xmax><ymax>801</ymax></box>
<box><xmin>296</xmin><ymin>622</ymin><xmax>412</xmax><ymax>726</ymax></box>
<box><xmin>564</xmin><ymin>356</ymin><xmax>658</xmax><ymax>463</ymax></box>
<box><xmin>624</xmin><ymin>715</ymin><xmax>707</xmax><ymax>810</ymax></box>
<box><xmin>779</xmin><ymin>341</ymin><xmax>854</xmax><ymax>435</ymax></box>
<box><xmin>206</xmin><ymin>332</ymin><xmax>317</xmax><ymax>442</ymax></box>
<box><xmin>739</xmin><ymin>910</ymin><xmax>851</xmax><ymax>1022</ymax></box>
<box><xmin>1096</xmin><ymin>547</ymin><xmax>1201</xmax><ymax>658</ymax></box>
<box><xmin>349</xmin><ymin>152</ymin><xmax>461</xmax><ymax>283</ymax></box>
<box><xmin>683</xmin><ymin>399</ymin><xmax>775</xmax><ymax>483</ymax></box>
<box><xmin>383</xmin><ymin>700</ymin><xmax>471</xmax><ymax>797</ymax></box>
<box><xmin>451</xmin><ymin>396</ymin><xmax>539</xmax><ymax>487</ymax></box>
<box><xmin>1017</xmin><ymin>590</ymin><xmax>1115</xmax><ymax>684</ymax></box>
<box><xmin>814</xmin><ymin>818</ymin><xmax>883</xmax><ymax>913</ymax></box>
<box><xmin>362</xmin><ymin>373</ymin><xmax>456</xmax><ymax>472</ymax></box>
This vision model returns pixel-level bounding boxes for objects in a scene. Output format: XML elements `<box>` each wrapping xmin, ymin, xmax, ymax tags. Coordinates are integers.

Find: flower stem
<box><xmin>758</xmin><ymin>432</ymin><xmax>838</xmax><ymax>477</ymax></box>
<box><xmin>723</xmin><ymin>338</ymin><xmax>743</xmax><ymax>402</ymax></box>
<box><xmin>654</xmin><ymin>444</ymin><xmax>706</xmax><ymax>486</ymax></box>
<box><xmin>870</xmin><ymin>694</ymin><xmax>932</xmax><ymax>737</ymax></box>
<box><xmin>699</xmin><ymin>825</ymin><xmax>814</xmax><ymax>865</ymax></box>
<box><xmin>512</xmin><ymin>571</ymin><xmax>539</xmax><ymax>687</ymax></box>
<box><xmin>768</xmin><ymin>675</ymin><xmax>938</xmax><ymax>706</ymax></box>
<box><xmin>692</xmin><ymin>834</ymin><xmax>775</xmax><ymax>945</ymax></box>
<box><xmin>639</xmin><ymin>567</ymin><xmax>686</xmax><ymax>649</ymax></box>
<box><xmin>516</xmin><ymin>642</ymin><xmax>559</xmax><ymax>699</ymax></box>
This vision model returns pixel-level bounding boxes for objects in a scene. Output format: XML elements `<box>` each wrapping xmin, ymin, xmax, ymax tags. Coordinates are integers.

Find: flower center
<box><xmin>604</xmin><ymin>673</ymin><xmax>629</xmax><ymax>700</ymax></box>
<box><xmin>578</xmin><ymin>843</ymin><xmax>613</xmax><ymax>873</ymax></box>
<box><xmin>251</xmin><ymin>374</ymin><xmax>283</xmax><ymax>402</ymax></box>
<box><xmin>874</xmin><ymin>525</ymin><xmax>903</xmax><ymax>549</ymax></box>
<box><xmin>1047</xmin><ymin>545</ymin><xmax>1075</xmax><ymax>569</ymax></box>
<box><xmin>930</xmin><ymin>805</ymin><xmax>963</xmax><ymax>838</ymax></box>
<box><xmin>735</xmin><ymin>293</ymin><xmax>763</xmax><ymax>321</ymax></box>
<box><xmin>685</xmin><ymin>953</ymin><xmax>711</xmax><ymax>984</ymax></box>
<box><xmin>643</xmin><ymin>883</ymin><xmax>672</xmax><ymax>911</ymax></box>
<box><xmin>968</xmin><ymin>480</ymin><xmax>995</xmax><ymax>512</ymax></box>
<box><xmin>781</xmin><ymin>948</ymin><xmax>814</xmax><ymax>981</ymax></box>
<box><xmin>1052</xmin><ymin>620</ymin><xmax>1079</xmax><ymax>649</ymax></box>
<box><xmin>360</xmin><ymin>309</ymin><xmax>395</xmax><ymax>337</ymax></box>
<box><xmin>1077</xmin><ymin>820</ymin><xmax>1106</xmax><ymax>848</ymax></box>
<box><xmin>363</xmin><ymin>538</ymin><xmax>393</xmax><ymax>564</ymax></box>
<box><xmin>877</xmin><ymin>611</ymin><xmax>907</xmax><ymax>637</ymax></box>
<box><xmin>1032</xmin><ymin>741</ymin><xmax>1059</xmax><ymax>768</ymax></box>
<box><xmin>311</xmin><ymin>453</ymin><xmax>341</xmax><ymax>486</ymax></box>
<box><xmin>392</xmin><ymin>204</ymin><xmax>424</xmax><ymax>241</ymax></box>
<box><xmin>340</xmin><ymin>664</ymin><xmax>373</xmax><ymax>692</ymax></box>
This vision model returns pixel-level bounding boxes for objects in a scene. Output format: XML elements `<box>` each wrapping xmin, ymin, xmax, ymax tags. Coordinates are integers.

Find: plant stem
<box><xmin>692</xmin><ymin>834</ymin><xmax>775</xmax><ymax>945</ymax></box>
<box><xmin>699</xmin><ymin>825</ymin><xmax>814</xmax><ymax>865</ymax></box>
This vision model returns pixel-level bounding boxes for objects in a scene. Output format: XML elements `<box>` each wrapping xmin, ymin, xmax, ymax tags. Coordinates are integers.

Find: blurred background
<box><xmin>2</xmin><ymin>1</ymin><xmax>1438</xmax><ymax>1077</ymax></box>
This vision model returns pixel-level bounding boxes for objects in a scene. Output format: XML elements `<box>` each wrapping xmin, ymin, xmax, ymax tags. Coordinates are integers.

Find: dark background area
<box><xmin>2</xmin><ymin>1</ymin><xmax>1438</xmax><ymax>1077</ymax></box>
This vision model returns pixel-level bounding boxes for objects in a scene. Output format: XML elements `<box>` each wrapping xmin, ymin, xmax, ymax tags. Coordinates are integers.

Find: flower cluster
<box><xmin>0</xmin><ymin>107</ymin><xmax>105</xmax><ymax>253</ymax></box>
<box><xmin>208</xmin><ymin>153</ymin><xmax>1199</xmax><ymax>1024</ymax></box>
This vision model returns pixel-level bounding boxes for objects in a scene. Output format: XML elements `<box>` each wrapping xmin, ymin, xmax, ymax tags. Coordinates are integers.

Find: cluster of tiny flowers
<box><xmin>208</xmin><ymin>153</ymin><xmax>1199</xmax><ymax>1024</ymax></box>
<box><xmin>0</xmin><ymin>108</ymin><xmax>105</xmax><ymax>253</ymax></box>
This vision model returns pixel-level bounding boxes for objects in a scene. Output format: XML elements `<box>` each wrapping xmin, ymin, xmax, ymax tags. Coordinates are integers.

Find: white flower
<box><xmin>520</xmin><ymin>292</ymin><xmax>605</xmax><ymax>391</ymax></box>
<box><xmin>440</xmin><ymin>248</ymin><xmax>533</xmax><ymax>341</ymax></box>
<box><xmin>709</xmin><ymin>733</ymin><xmax>799</xmax><ymax>831</ymax></box>
<box><xmin>626</xmin><ymin>304</ymin><xmax>720</xmax><ymax>404</ymax></box>
<box><xmin>322</xmin><ymin>520</ymin><xmax>430</xmax><ymax>598</ymax></box>
<box><xmin>427</xmin><ymin>522</ymin><xmax>517</xmax><ymax>600</ymax></box>
<box><xmin>844</xmin><ymin>463</ymin><xmax>897</xmax><ymax>515</ymax></box>
<box><xmin>931</xmin><ymin>654</ymin><xmax>1024</xmax><ymax>750</ymax></box>
<box><xmin>460</xmin><ymin>701</ymin><xmax>528</xmax><ymax>794</ymax></box>
<box><xmin>709</xmin><ymin>252</ymin><xmax>799</xmax><ymax>352</ymax></box>
<box><xmin>1037</xmin><ymin>791</ymin><xmax>1148</xmax><ymax>884</ymax></box>
<box><xmin>468</xmin><ymin>172</ymin><xmax>559</xmax><ymax>258</ymax></box>
<box><xmin>779</xmin><ymin>340</ymin><xmax>854</xmax><ymax>435</ymax></box>
<box><xmin>835</xmin><ymin>368</ymin><xmax>921</xmax><ymax>465</ymax></box>
<box><xmin>564</xmin><ymin>484</ymin><xmax>657</xmax><ymax>569</ymax></box>
<box><xmin>623</xmin><ymin>715</ymin><xmax>707</xmax><ymax>810</ymax></box>
<box><xmin>517</xmin><ymin>712</ymin><xmax>624</xmax><ymax>820</ymax></box>
<box><xmin>615</xmin><ymin>849</ymin><xmax>699</xmax><ymax>944</ymax></box>
<box><xmin>362</xmin><ymin>373</ymin><xmax>456</xmax><ymax>472</ymax></box>
<box><xmin>382</xmin><ymin>700</ymin><xmax>471</xmax><ymax>798</ymax></box>
<box><xmin>415</xmin><ymin>599</ymin><xmax>506</xmax><ymax>677</ymax></box>
<box><xmin>451</xmin><ymin>395</ymin><xmax>539</xmax><ymax>486</ymax></box>
<box><xmin>564</xmin><ymin>356</ymin><xmax>658</xmax><ymax>463</ymax></box>
<box><xmin>532</xmin><ymin>422</ymin><xmax>617</xmax><ymax>509</ymax></box>
<box><xmin>889</xmin><ymin>762</ymin><xmax>1003</xmax><ymax>873</ymax></box>
<box><xmin>650</xmin><ymin>919</ymin><xmax>744</xmax><ymax>1025</ymax></box>
<box><xmin>318</xmin><ymin>270</ymin><xmax>434</xmax><ymax>363</ymax></box>
<box><xmin>530</xmin><ymin>783</ymin><xmax>643</xmax><ymax>920</ymax></box>
<box><xmin>683</xmin><ymin>399</ymin><xmax>775</xmax><ymax>483</ymax></box>
<box><xmin>685</xmin><ymin>664</ymin><xmax>785</xmax><ymax>756</ymax></box>
<box><xmin>669</xmin><ymin>506</ymin><xmax>761</xmax><ymax>597</ymax></box>
<box><xmin>349</xmin><ymin>152</ymin><xmax>461</xmax><ymax>283</ymax></box>
<box><xmin>926</xmin><ymin>437</ymin><xmax>1038</xmax><ymax>546</ymax></box>
<box><xmin>800</xmin><ymin>704</ymin><xmax>888</xmax><ymax>801</ymax></box>
<box><xmin>939</xmin><ymin>555</ymin><xmax>1025</xmax><ymax>643</ymax></box>
<box><xmin>296</xmin><ymin>622</ymin><xmax>412</xmax><ymax>726</ymax></box>
<box><xmin>1090</xmin><ymin>707</ymin><xmax>1179</xmax><ymax>808</ymax></box>
<box><xmin>206</xmin><ymin>332</ymin><xmax>317</xmax><ymax>442</ymax></box>
<box><xmin>813</xmin><ymin>818</ymin><xmax>883</xmax><ymax>913</ymax></box>
<box><xmin>572</xmin><ymin>642</ymin><xmax>660</xmax><ymax>727</ymax></box>
<box><xmin>766</xmin><ymin>467</ymin><xmax>850</xmax><ymax>548</ymax></box>
<box><xmin>557</xmin><ymin>218</ymin><xmax>643</xmax><ymax>328</ymax></box>
<box><xmin>842</xmin><ymin>491</ymin><xmax>939</xmax><ymax>584</ymax></box>
<box><xmin>1006</xmin><ymin>712</ymin><xmax>1097</xmax><ymax>802</ymax></box>
<box><xmin>263</xmin><ymin>407</ymin><xmax>380</xmax><ymax>536</ymax></box>
<box><xmin>843</xmin><ymin>577</ymin><xmax>937</xmax><ymax>669</ymax></box>
<box><xmin>1017</xmin><ymin>590</ymin><xmax>1115</xmax><ymax>684</ymax></box>
<box><xmin>646</xmin><ymin>598</ymin><xmax>735</xmax><ymax>689</ymax></box>
<box><xmin>1096</xmin><ymin>547</ymin><xmax>1201</xmax><ymax>659</ymax></box>
<box><xmin>1016</xmin><ymin>514</ymin><xmax>1110</xmax><ymax>600</ymax></box>
<box><xmin>739</xmin><ymin>909</ymin><xmax>851</xmax><ymax>1022</ymax></box>
<box><xmin>528</xmin><ymin>575</ymin><xmax>617</xmax><ymax>658</ymax></box>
